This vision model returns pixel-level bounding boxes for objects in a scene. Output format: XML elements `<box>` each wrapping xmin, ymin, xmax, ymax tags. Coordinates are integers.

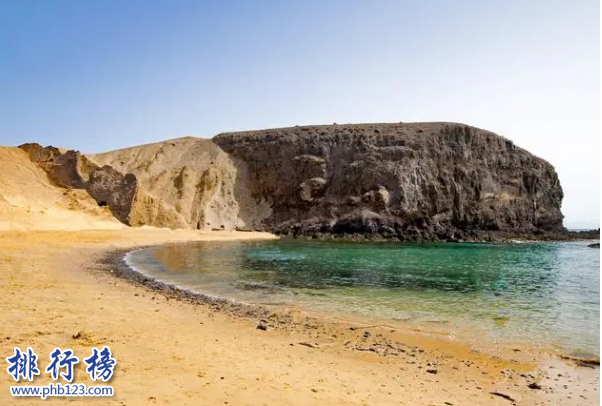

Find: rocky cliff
<box><xmin>214</xmin><ymin>123</ymin><xmax>564</xmax><ymax>240</ymax></box>
<box><xmin>90</xmin><ymin>137</ymin><xmax>245</xmax><ymax>230</ymax></box>
<box><xmin>15</xmin><ymin>122</ymin><xmax>567</xmax><ymax>240</ymax></box>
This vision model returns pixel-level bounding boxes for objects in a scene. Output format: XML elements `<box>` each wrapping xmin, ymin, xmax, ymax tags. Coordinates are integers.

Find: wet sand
<box><xmin>0</xmin><ymin>228</ymin><xmax>598</xmax><ymax>405</ymax></box>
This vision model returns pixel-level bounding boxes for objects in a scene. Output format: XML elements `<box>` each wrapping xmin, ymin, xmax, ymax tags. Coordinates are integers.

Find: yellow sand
<box><xmin>2</xmin><ymin>228</ymin><xmax>596</xmax><ymax>405</ymax></box>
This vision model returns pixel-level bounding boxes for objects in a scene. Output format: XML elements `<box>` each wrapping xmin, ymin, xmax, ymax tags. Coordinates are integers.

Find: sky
<box><xmin>0</xmin><ymin>0</ymin><xmax>599</xmax><ymax>228</ymax></box>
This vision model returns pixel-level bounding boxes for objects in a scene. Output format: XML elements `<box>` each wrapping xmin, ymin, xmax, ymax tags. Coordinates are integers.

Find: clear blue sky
<box><xmin>0</xmin><ymin>0</ymin><xmax>599</xmax><ymax>228</ymax></box>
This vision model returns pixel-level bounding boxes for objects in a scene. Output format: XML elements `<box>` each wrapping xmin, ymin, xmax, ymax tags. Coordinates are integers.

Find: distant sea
<box><xmin>126</xmin><ymin>239</ymin><xmax>600</xmax><ymax>357</ymax></box>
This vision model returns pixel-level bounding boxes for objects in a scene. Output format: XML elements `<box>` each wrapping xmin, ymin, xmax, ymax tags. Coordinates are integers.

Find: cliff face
<box><xmin>18</xmin><ymin>143</ymin><xmax>187</xmax><ymax>229</ymax></box>
<box><xmin>214</xmin><ymin>123</ymin><xmax>564</xmax><ymax>240</ymax></box>
<box><xmin>90</xmin><ymin>137</ymin><xmax>247</xmax><ymax>230</ymax></box>
<box><xmin>15</xmin><ymin>122</ymin><xmax>565</xmax><ymax>240</ymax></box>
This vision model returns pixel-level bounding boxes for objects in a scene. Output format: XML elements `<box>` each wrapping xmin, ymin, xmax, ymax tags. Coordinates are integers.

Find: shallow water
<box><xmin>127</xmin><ymin>239</ymin><xmax>600</xmax><ymax>356</ymax></box>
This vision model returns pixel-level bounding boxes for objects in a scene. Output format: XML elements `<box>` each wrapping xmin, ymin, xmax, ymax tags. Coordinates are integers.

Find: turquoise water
<box><xmin>127</xmin><ymin>240</ymin><xmax>600</xmax><ymax>356</ymax></box>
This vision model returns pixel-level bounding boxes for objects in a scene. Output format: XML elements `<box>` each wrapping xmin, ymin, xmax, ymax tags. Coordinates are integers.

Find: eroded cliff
<box><xmin>15</xmin><ymin>122</ymin><xmax>566</xmax><ymax>240</ymax></box>
<box><xmin>214</xmin><ymin>123</ymin><xmax>564</xmax><ymax>240</ymax></box>
<box><xmin>90</xmin><ymin>137</ymin><xmax>248</xmax><ymax>230</ymax></box>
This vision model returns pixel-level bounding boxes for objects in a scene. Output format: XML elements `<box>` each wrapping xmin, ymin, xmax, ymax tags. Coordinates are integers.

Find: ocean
<box><xmin>126</xmin><ymin>239</ymin><xmax>600</xmax><ymax>357</ymax></box>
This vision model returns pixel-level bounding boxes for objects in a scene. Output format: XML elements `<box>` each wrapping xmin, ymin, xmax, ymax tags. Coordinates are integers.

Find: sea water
<box><xmin>126</xmin><ymin>239</ymin><xmax>600</xmax><ymax>357</ymax></box>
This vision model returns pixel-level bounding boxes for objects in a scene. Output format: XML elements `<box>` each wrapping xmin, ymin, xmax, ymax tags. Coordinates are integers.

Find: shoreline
<box><xmin>107</xmin><ymin>246</ymin><xmax>281</xmax><ymax>321</ymax></box>
<box><xmin>1</xmin><ymin>228</ymin><xmax>599</xmax><ymax>405</ymax></box>
<box><xmin>119</xmin><ymin>238</ymin><xmax>600</xmax><ymax>361</ymax></box>
<box><xmin>115</xmin><ymin>243</ymin><xmax>593</xmax><ymax>361</ymax></box>
<box><xmin>108</xmin><ymin>235</ymin><xmax>600</xmax><ymax>404</ymax></box>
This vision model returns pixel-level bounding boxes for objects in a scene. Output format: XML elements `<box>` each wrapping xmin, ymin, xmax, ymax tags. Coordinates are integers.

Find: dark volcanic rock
<box><xmin>214</xmin><ymin>123</ymin><xmax>564</xmax><ymax>240</ymax></box>
<box><xmin>86</xmin><ymin>165</ymin><xmax>138</xmax><ymax>223</ymax></box>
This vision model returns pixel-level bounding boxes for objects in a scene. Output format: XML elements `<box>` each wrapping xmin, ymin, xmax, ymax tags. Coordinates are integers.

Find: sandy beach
<box><xmin>0</xmin><ymin>228</ymin><xmax>597</xmax><ymax>406</ymax></box>
<box><xmin>1</xmin><ymin>0</ymin><xmax>599</xmax><ymax>403</ymax></box>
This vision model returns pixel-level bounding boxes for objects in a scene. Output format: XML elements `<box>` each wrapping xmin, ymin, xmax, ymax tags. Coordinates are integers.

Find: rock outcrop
<box><xmin>16</xmin><ymin>122</ymin><xmax>570</xmax><ymax>240</ymax></box>
<box><xmin>214</xmin><ymin>123</ymin><xmax>565</xmax><ymax>240</ymax></box>
<box><xmin>18</xmin><ymin>143</ymin><xmax>185</xmax><ymax>228</ymax></box>
<box><xmin>0</xmin><ymin>146</ymin><xmax>122</xmax><ymax>230</ymax></box>
<box><xmin>89</xmin><ymin>137</ymin><xmax>250</xmax><ymax>229</ymax></box>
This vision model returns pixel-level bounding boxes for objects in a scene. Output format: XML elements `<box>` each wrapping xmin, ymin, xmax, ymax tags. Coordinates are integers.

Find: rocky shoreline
<box><xmin>101</xmin><ymin>247</ymin><xmax>278</xmax><ymax>322</ymax></box>
<box><xmin>271</xmin><ymin>221</ymin><xmax>600</xmax><ymax>242</ymax></box>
